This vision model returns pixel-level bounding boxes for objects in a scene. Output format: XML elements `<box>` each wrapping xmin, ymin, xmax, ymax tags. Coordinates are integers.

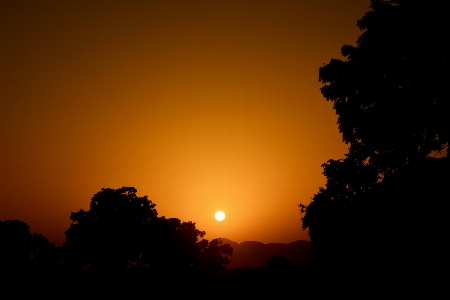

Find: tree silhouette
<box><xmin>0</xmin><ymin>220</ymin><xmax>33</xmax><ymax>272</ymax></box>
<box><xmin>64</xmin><ymin>187</ymin><xmax>158</xmax><ymax>272</ymax></box>
<box><xmin>302</xmin><ymin>0</ymin><xmax>449</xmax><ymax>230</ymax></box>
<box><xmin>318</xmin><ymin>0</ymin><xmax>449</xmax><ymax>177</ymax></box>
<box><xmin>299</xmin><ymin>0</ymin><xmax>450</xmax><ymax>286</ymax></box>
<box><xmin>199</xmin><ymin>238</ymin><xmax>233</xmax><ymax>278</ymax></box>
<box><xmin>139</xmin><ymin>217</ymin><xmax>207</xmax><ymax>273</ymax></box>
<box><xmin>64</xmin><ymin>187</ymin><xmax>233</xmax><ymax>277</ymax></box>
<box><xmin>0</xmin><ymin>220</ymin><xmax>60</xmax><ymax>273</ymax></box>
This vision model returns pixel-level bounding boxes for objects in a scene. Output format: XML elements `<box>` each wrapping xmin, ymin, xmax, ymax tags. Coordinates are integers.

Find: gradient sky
<box><xmin>1</xmin><ymin>0</ymin><xmax>370</xmax><ymax>246</ymax></box>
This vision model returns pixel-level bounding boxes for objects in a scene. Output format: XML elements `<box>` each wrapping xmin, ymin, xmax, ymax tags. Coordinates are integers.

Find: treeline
<box><xmin>1</xmin><ymin>187</ymin><xmax>232</xmax><ymax>280</ymax></box>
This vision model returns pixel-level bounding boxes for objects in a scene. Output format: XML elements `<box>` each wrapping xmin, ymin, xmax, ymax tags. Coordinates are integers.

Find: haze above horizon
<box><xmin>0</xmin><ymin>0</ymin><xmax>370</xmax><ymax>246</ymax></box>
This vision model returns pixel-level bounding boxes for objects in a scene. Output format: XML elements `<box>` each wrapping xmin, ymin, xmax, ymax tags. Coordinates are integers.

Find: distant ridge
<box><xmin>219</xmin><ymin>238</ymin><xmax>311</xmax><ymax>269</ymax></box>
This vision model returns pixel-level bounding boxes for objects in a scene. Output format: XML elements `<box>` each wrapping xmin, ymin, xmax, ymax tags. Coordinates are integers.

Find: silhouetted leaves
<box><xmin>300</xmin><ymin>1</ymin><xmax>450</xmax><ymax>290</ymax></box>
<box><xmin>199</xmin><ymin>238</ymin><xmax>233</xmax><ymax>278</ymax></box>
<box><xmin>319</xmin><ymin>0</ymin><xmax>449</xmax><ymax>176</ymax></box>
<box><xmin>302</xmin><ymin>0</ymin><xmax>450</xmax><ymax>231</ymax></box>
<box><xmin>0</xmin><ymin>220</ymin><xmax>32</xmax><ymax>272</ymax></box>
<box><xmin>64</xmin><ymin>187</ymin><xmax>158</xmax><ymax>272</ymax></box>
<box><xmin>63</xmin><ymin>186</ymin><xmax>233</xmax><ymax>277</ymax></box>
<box><xmin>0</xmin><ymin>220</ymin><xmax>60</xmax><ymax>273</ymax></box>
<box><xmin>139</xmin><ymin>217</ymin><xmax>207</xmax><ymax>273</ymax></box>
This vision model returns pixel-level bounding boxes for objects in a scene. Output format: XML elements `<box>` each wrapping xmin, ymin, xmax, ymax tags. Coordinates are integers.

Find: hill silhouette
<box><xmin>220</xmin><ymin>238</ymin><xmax>311</xmax><ymax>269</ymax></box>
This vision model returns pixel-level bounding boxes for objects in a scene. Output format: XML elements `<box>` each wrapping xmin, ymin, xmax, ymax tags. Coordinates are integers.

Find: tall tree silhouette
<box><xmin>318</xmin><ymin>0</ymin><xmax>449</xmax><ymax>177</ymax></box>
<box><xmin>300</xmin><ymin>0</ymin><xmax>450</xmax><ymax>284</ymax></box>
<box><xmin>302</xmin><ymin>0</ymin><xmax>449</xmax><ymax>230</ymax></box>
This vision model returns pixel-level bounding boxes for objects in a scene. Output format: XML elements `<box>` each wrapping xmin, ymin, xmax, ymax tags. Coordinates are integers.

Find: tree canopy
<box><xmin>0</xmin><ymin>220</ymin><xmax>60</xmax><ymax>273</ymax></box>
<box><xmin>301</xmin><ymin>0</ymin><xmax>449</xmax><ymax>233</ymax></box>
<box><xmin>64</xmin><ymin>187</ymin><xmax>158</xmax><ymax>271</ymax></box>
<box><xmin>319</xmin><ymin>0</ymin><xmax>449</xmax><ymax>177</ymax></box>
<box><xmin>297</xmin><ymin>5</ymin><xmax>450</xmax><ymax>290</ymax></box>
<box><xmin>64</xmin><ymin>187</ymin><xmax>232</xmax><ymax>275</ymax></box>
<box><xmin>199</xmin><ymin>238</ymin><xmax>233</xmax><ymax>277</ymax></box>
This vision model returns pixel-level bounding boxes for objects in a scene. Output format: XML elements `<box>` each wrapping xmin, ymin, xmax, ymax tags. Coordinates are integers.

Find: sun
<box><xmin>215</xmin><ymin>211</ymin><xmax>225</xmax><ymax>221</ymax></box>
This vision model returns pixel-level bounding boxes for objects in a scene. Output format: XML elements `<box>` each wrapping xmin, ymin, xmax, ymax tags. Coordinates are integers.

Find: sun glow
<box><xmin>215</xmin><ymin>211</ymin><xmax>225</xmax><ymax>221</ymax></box>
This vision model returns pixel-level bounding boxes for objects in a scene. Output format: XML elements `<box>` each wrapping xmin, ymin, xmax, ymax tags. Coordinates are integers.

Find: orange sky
<box><xmin>1</xmin><ymin>0</ymin><xmax>370</xmax><ymax>246</ymax></box>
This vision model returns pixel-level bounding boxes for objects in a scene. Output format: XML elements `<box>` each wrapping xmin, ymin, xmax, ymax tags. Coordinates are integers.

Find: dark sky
<box><xmin>0</xmin><ymin>0</ymin><xmax>371</xmax><ymax>246</ymax></box>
